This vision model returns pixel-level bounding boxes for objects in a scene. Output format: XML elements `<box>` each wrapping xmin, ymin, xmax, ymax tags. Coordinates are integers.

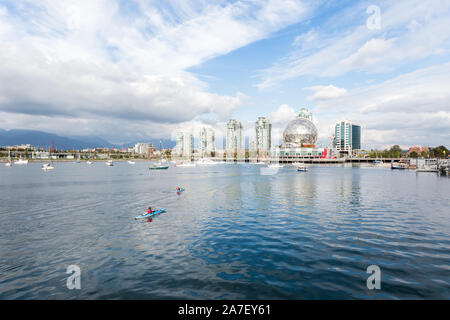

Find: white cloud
<box><xmin>257</xmin><ymin>0</ymin><xmax>450</xmax><ymax>88</ymax></box>
<box><xmin>268</xmin><ymin>104</ymin><xmax>297</xmax><ymax>124</ymax></box>
<box><xmin>340</xmin><ymin>38</ymin><xmax>395</xmax><ymax>70</ymax></box>
<box><xmin>309</xmin><ymin>63</ymin><xmax>450</xmax><ymax>148</ymax></box>
<box><xmin>0</xmin><ymin>0</ymin><xmax>313</xmax><ymax>140</ymax></box>
<box><xmin>304</xmin><ymin>85</ymin><xmax>347</xmax><ymax>101</ymax></box>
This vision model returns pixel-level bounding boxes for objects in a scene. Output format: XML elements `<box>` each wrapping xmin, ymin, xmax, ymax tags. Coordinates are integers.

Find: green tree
<box><xmin>409</xmin><ymin>151</ymin><xmax>419</xmax><ymax>158</ymax></box>
<box><xmin>431</xmin><ymin>145</ymin><xmax>448</xmax><ymax>158</ymax></box>
<box><xmin>389</xmin><ymin>145</ymin><xmax>402</xmax><ymax>158</ymax></box>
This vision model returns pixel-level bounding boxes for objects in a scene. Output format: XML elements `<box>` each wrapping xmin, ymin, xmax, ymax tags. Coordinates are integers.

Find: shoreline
<box><xmin>0</xmin><ymin>159</ymin><xmax>162</xmax><ymax>163</ymax></box>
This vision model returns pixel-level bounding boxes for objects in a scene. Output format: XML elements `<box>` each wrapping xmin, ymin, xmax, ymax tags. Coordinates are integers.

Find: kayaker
<box><xmin>176</xmin><ymin>187</ymin><xmax>181</xmax><ymax>191</ymax></box>
<box><xmin>147</xmin><ymin>206</ymin><xmax>153</xmax><ymax>214</ymax></box>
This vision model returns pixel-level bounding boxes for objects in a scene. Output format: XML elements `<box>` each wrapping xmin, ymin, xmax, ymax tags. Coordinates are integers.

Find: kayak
<box><xmin>135</xmin><ymin>208</ymin><xmax>166</xmax><ymax>220</ymax></box>
<box><xmin>176</xmin><ymin>188</ymin><xmax>185</xmax><ymax>193</ymax></box>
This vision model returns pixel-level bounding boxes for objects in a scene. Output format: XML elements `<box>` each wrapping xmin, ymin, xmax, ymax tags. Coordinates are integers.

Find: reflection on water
<box><xmin>0</xmin><ymin>162</ymin><xmax>449</xmax><ymax>299</ymax></box>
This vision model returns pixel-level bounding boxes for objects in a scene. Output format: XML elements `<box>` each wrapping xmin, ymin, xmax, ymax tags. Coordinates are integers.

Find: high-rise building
<box><xmin>334</xmin><ymin>120</ymin><xmax>361</xmax><ymax>156</ymax></box>
<box><xmin>174</xmin><ymin>131</ymin><xmax>194</xmax><ymax>158</ymax></box>
<box><xmin>255</xmin><ymin>117</ymin><xmax>272</xmax><ymax>157</ymax></box>
<box><xmin>134</xmin><ymin>142</ymin><xmax>155</xmax><ymax>155</ymax></box>
<box><xmin>226</xmin><ymin>119</ymin><xmax>243</xmax><ymax>153</ymax></box>
<box><xmin>200</xmin><ymin>127</ymin><xmax>215</xmax><ymax>157</ymax></box>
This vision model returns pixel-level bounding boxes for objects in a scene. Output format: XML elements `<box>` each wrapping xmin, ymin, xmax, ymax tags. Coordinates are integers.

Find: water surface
<box><xmin>0</xmin><ymin>162</ymin><xmax>449</xmax><ymax>299</ymax></box>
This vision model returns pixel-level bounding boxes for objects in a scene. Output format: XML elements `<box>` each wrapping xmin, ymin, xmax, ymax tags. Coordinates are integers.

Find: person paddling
<box><xmin>147</xmin><ymin>206</ymin><xmax>153</xmax><ymax>214</ymax></box>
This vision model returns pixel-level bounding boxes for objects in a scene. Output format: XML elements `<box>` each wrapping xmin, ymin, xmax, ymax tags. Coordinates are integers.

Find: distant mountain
<box><xmin>68</xmin><ymin>135</ymin><xmax>116</xmax><ymax>148</ymax></box>
<box><xmin>0</xmin><ymin>129</ymin><xmax>175</xmax><ymax>150</ymax></box>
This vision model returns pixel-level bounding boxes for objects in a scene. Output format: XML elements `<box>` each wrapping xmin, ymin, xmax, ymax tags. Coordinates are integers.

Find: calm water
<box><xmin>0</xmin><ymin>162</ymin><xmax>449</xmax><ymax>299</ymax></box>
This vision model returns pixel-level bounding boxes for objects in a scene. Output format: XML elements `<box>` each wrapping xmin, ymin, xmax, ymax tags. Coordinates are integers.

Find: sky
<box><xmin>0</xmin><ymin>0</ymin><xmax>449</xmax><ymax>149</ymax></box>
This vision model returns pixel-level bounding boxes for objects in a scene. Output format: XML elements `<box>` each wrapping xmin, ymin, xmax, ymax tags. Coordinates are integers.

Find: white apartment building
<box><xmin>226</xmin><ymin>119</ymin><xmax>243</xmax><ymax>154</ymax></box>
<box><xmin>255</xmin><ymin>117</ymin><xmax>272</xmax><ymax>157</ymax></box>
<box><xmin>200</xmin><ymin>127</ymin><xmax>215</xmax><ymax>157</ymax></box>
<box><xmin>174</xmin><ymin>131</ymin><xmax>194</xmax><ymax>158</ymax></box>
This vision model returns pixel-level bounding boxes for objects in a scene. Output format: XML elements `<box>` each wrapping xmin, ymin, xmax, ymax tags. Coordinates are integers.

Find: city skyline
<box><xmin>0</xmin><ymin>1</ymin><xmax>449</xmax><ymax>150</ymax></box>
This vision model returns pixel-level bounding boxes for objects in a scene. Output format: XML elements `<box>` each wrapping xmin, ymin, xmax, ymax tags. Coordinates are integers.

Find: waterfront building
<box><xmin>33</xmin><ymin>151</ymin><xmax>50</xmax><ymax>159</ymax></box>
<box><xmin>334</xmin><ymin>120</ymin><xmax>361</xmax><ymax>156</ymax></box>
<box><xmin>274</xmin><ymin>108</ymin><xmax>328</xmax><ymax>160</ymax></box>
<box><xmin>134</xmin><ymin>143</ymin><xmax>155</xmax><ymax>155</ymax></box>
<box><xmin>255</xmin><ymin>117</ymin><xmax>272</xmax><ymax>158</ymax></box>
<box><xmin>226</xmin><ymin>119</ymin><xmax>244</xmax><ymax>157</ymax></box>
<box><xmin>200</xmin><ymin>127</ymin><xmax>215</xmax><ymax>157</ymax></box>
<box><xmin>249</xmin><ymin>139</ymin><xmax>257</xmax><ymax>158</ymax></box>
<box><xmin>174</xmin><ymin>131</ymin><xmax>194</xmax><ymax>158</ymax></box>
<box><xmin>408</xmin><ymin>146</ymin><xmax>429</xmax><ymax>156</ymax></box>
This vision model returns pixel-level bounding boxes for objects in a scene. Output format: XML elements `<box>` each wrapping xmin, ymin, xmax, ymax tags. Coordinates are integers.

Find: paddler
<box><xmin>147</xmin><ymin>206</ymin><xmax>153</xmax><ymax>214</ymax></box>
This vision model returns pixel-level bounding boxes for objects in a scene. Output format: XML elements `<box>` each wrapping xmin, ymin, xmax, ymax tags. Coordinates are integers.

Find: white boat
<box><xmin>268</xmin><ymin>163</ymin><xmax>283</xmax><ymax>168</ymax></box>
<box><xmin>196</xmin><ymin>158</ymin><xmax>217</xmax><ymax>165</ymax></box>
<box><xmin>128</xmin><ymin>160</ymin><xmax>136</xmax><ymax>165</ymax></box>
<box><xmin>41</xmin><ymin>163</ymin><xmax>54</xmax><ymax>171</ymax></box>
<box><xmin>106</xmin><ymin>160</ymin><xmax>114</xmax><ymax>166</ymax></box>
<box><xmin>14</xmin><ymin>158</ymin><xmax>28</xmax><ymax>165</ymax></box>
<box><xmin>416</xmin><ymin>168</ymin><xmax>438</xmax><ymax>173</ymax></box>
<box><xmin>86</xmin><ymin>161</ymin><xmax>93</xmax><ymax>165</ymax></box>
<box><xmin>297</xmin><ymin>164</ymin><xmax>308</xmax><ymax>172</ymax></box>
<box><xmin>175</xmin><ymin>162</ymin><xmax>196</xmax><ymax>167</ymax></box>
<box><xmin>391</xmin><ymin>162</ymin><xmax>407</xmax><ymax>170</ymax></box>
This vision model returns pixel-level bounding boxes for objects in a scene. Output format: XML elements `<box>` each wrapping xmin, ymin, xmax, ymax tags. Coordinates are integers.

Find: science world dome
<box><xmin>283</xmin><ymin>108</ymin><xmax>318</xmax><ymax>147</ymax></box>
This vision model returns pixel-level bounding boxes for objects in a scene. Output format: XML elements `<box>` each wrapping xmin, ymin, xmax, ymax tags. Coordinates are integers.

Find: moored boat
<box><xmin>268</xmin><ymin>163</ymin><xmax>283</xmax><ymax>168</ymax></box>
<box><xmin>149</xmin><ymin>163</ymin><xmax>169</xmax><ymax>170</ymax></box>
<box><xmin>391</xmin><ymin>162</ymin><xmax>407</xmax><ymax>170</ymax></box>
<box><xmin>14</xmin><ymin>158</ymin><xmax>28</xmax><ymax>165</ymax></box>
<box><xmin>175</xmin><ymin>162</ymin><xmax>196</xmax><ymax>167</ymax></box>
<box><xmin>41</xmin><ymin>163</ymin><xmax>54</xmax><ymax>171</ymax></box>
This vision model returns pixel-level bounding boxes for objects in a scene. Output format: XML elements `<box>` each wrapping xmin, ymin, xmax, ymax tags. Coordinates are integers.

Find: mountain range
<box><xmin>0</xmin><ymin>129</ymin><xmax>175</xmax><ymax>150</ymax></box>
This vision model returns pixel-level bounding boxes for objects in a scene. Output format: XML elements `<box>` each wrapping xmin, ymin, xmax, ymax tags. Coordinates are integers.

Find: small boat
<box><xmin>175</xmin><ymin>162</ymin><xmax>196</xmax><ymax>167</ymax></box>
<box><xmin>148</xmin><ymin>162</ymin><xmax>169</xmax><ymax>170</ymax></box>
<box><xmin>106</xmin><ymin>160</ymin><xmax>114</xmax><ymax>166</ymax></box>
<box><xmin>176</xmin><ymin>187</ymin><xmax>185</xmax><ymax>193</ymax></box>
<box><xmin>416</xmin><ymin>169</ymin><xmax>438</xmax><ymax>173</ymax></box>
<box><xmin>86</xmin><ymin>161</ymin><xmax>93</xmax><ymax>165</ymax></box>
<box><xmin>128</xmin><ymin>160</ymin><xmax>136</xmax><ymax>165</ymax></box>
<box><xmin>391</xmin><ymin>163</ymin><xmax>406</xmax><ymax>170</ymax></box>
<box><xmin>5</xmin><ymin>151</ymin><xmax>12</xmax><ymax>166</ymax></box>
<box><xmin>14</xmin><ymin>158</ymin><xmax>28</xmax><ymax>165</ymax></box>
<box><xmin>135</xmin><ymin>208</ymin><xmax>166</xmax><ymax>220</ymax></box>
<box><xmin>297</xmin><ymin>164</ymin><xmax>308</xmax><ymax>172</ymax></box>
<box><xmin>196</xmin><ymin>158</ymin><xmax>217</xmax><ymax>165</ymax></box>
<box><xmin>148</xmin><ymin>164</ymin><xmax>169</xmax><ymax>170</ymax></box>
<box><xmin>268</xmin><ymin>163</ymin><xmax>283</xmax><ymax>168</ymax></box>
<box><xmin>41</xmin><ymin>163</ymin><xmax>54</xmax><ymax>171</ymax></box>
<box><xmin>149</xmin><ymin>141</ymin><xmax>169</xmax><ymax>170</ymax></box>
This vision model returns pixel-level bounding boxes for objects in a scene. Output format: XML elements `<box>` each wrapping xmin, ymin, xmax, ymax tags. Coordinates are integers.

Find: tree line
<box><xmin>368</xmin><ymin>145</ymin><xmax>448</xmax><ymax>158</ymax></box>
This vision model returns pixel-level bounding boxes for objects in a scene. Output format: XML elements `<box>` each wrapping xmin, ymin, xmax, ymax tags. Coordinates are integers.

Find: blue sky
<box><xmin>0</xmin><ymin>0</ymin><xmax>449</xmax><ymax>148</ymax></box>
